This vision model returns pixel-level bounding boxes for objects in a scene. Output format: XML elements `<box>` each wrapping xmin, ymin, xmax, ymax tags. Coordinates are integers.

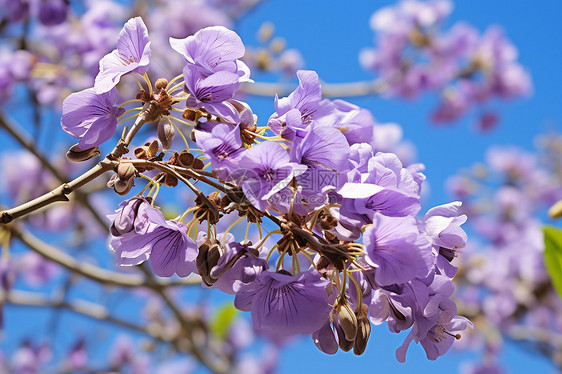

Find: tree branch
<box><xmin>6</xmin><ymin>224</ymin><xmax>201</xmax><ymax>288</ymax></box>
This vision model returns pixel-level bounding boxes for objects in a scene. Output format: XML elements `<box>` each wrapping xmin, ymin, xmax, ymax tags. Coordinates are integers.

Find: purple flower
<box><xmin>197</xmin><ymin>123</ymin><xmax>246</xmax><ymax>179</ymax></box>
<box><xmin>170</xmin><ymin>26</ymin><xmax>251</xmax><ymax>120</ymax></box>
<box><xmin>209</xmin><ymin>240</ymin><xmax>269</xmax><ymax>294</ymax></box>
<box><xmin>423</xmin><ymin>202</ymin><xmax>467</xmax><ymax>277</ymax></box>
<box><xmin>234</xmin><ymin>270</ymin><xmax>331</xmax><ymax>335</ymax></box>
<box><xmin>61</xmin><ymin>87</ymin><xmax>124</xmax><ymax>149</ymax></box>
<box><xmin>231</xmin><ymin>142</ymin><xmax>306</xmax><ymax>211</ymax></box>
<box><xmin>316</xmin><ymin>99</ymin><xmax>375</xmax><ymax>145</ymax></box>
<box><xmin>109</xmin><ymin>198</ymin><xmax>197</xmax><ymax>277</ymax></box>
<box><xmin>363</xmin><ymin>213</ymin><xmax>433</xmax><ymax>286</ymax></box>
<box><xmin>291</xmin><ymin>125</ymin><xmax>350</xmax><ymax>172</ymax></box>
<box><xmin>94</xmin><ymin>17</ymin><xmax>151</xmax><ymax>94</ymax></box>
<box><xmin>268</xmin><ymin>70</ymin><xmax>334</xmax><ymax>140</ymax></box>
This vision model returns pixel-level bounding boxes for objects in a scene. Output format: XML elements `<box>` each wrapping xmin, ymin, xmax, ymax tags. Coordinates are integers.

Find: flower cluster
<box><xmin>360</xmin><ymin>0</ymin><xmax>532</xmax><ymax>129</ymax></box>
<box><xmin>58</xmin><ymin>17</ymin><xmax>472</xmax><ymax>362</ymax></box>
<box><xmin>447</xmin><ymin>138</ymin><xmax>562</xmax><ymax>371</ymax></box>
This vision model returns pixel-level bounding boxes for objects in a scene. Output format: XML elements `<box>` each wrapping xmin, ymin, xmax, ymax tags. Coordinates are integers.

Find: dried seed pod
<box><xmin>66</xmin><ymin>144</ymin><xmax>100</xmax><ymax>162</ymax></box>
<box><xmin>334</xmin><ymin>320</ymin><xmax>354</xmax><ymax>352</ymax></box>
<box><xmin>353</xmin><ymin>304</ymin><xmax>371</xmax><ymax>356</ymax></box>
<box><xmin>157</xmin><ymin>117</ymin><xmax>175</xmax><ymax>150</ymax></box>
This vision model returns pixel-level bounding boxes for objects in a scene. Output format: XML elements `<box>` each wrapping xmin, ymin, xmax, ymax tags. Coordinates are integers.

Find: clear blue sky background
<box><xmin>2</xmin><ymin>0</ymin><xmax>562</xmax><ymax>373</ymax></box>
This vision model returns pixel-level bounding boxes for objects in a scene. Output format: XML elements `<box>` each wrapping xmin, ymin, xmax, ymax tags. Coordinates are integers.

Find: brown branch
<box><xmin>6</xmin><ymin>224</ymin><xmax>201</xmax><ymax>288</ymax></box>
<box><xmin>1</xmin><ymin>289</ymin><xmax>173</xmax><ymax>342</ymax></box>
<box><xmin>0</xmin><ymin>105</ymin><xmax>153</xmax><ymax>225</ymax></box>
<box><xmin>0</xmin><ymin>111</ymin><xmax>109</xmax><ymax>229</ymax></box>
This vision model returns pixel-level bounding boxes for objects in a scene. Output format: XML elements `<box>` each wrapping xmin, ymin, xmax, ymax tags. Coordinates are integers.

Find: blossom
<box><xmin>268</xmin><ymin>70</ymin><xmax>334</xmax><ymax>140</ymax></box>
<box><xmin>231</xmin><ymin>142</ymin><xmax>306</xmax><ymax>211</ymax></box>
<box><xmin>197</xmin><ymin>123</ymin><xmax>246</xmax><ymax>179</ymax></box>
<box><xmin>363</xmin><ymin>213</ymin><xmax>433</xmax><ymax>286</ymax></box>
<box><xmin>170</xmin><ymin>26</ymin><xmax>251</xmax><ymax>120</ymax></box>
<box><xmin>234</xmin><ymin>270</ymin><xmax>331</xmax><ymax>335</ymax></box>
<box><xmin>109</xmin><ymin>197</ymin><xmax>197</xmax><ymax>277</ymax></box>
<box><xmin>61</xmin><ymin>87</ymin><xmax>124</xmax><ymax>149</ymax></box>
<box><xmin>94</xmin><ymin>17</ymin><xmax>151</xmax><ymax>94</ymax></box>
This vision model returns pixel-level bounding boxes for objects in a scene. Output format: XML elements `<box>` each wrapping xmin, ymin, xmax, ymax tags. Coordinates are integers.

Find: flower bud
<box><xmin>196</xmin><ymin>240</ymin><xmax>222</xmax><ymax>286</ymax></box>
<box><xmin>353</xmin><ymin>304</ymin><xmax>371</xmax><ymax>356</ymax></box>
<box><xmin>191</xmin><ymin>157</ymin><xmax>204</xmax><ymax>170</ymax></box>
<box><xmin>334</xmin><ymin>319</ymin><xmax>354</xmax><ymax>352</ymax></box>
<box><xmin>177</xmin><ymin>151</ymin><xmax>195</xmax><ymax>168</ymax></box>
<box><xmin>319</xmin><ymin>211</ymin><xmax>338</xmax><ymax>230</ymax></box>
<box><xmin>117</xmin><ymin>162</ymin><xmax>136</xmax><ymax>181</ymax></box>
<box><xmin>155</xmin><ymin>78</ymin><xmax>169</xmax><ymax>91</ymax></box>
<box><xmin>335</xmin><ymin>297</ymin><xmax>357</xmax><ymax>341</ymax></box>
<box><xmin>107</xmin><ymin>174</ymin><xmax>134</xmax><ymax>196</ymax></box>
<box><xmin>157</xmin><ymin>117</ymin><xmax>175</xmax><ymax>150</ymax></box>
<box><xmin>66</xmin><ymin>144</ymin><xmax>100</xmax><ymax>162</ymax></box>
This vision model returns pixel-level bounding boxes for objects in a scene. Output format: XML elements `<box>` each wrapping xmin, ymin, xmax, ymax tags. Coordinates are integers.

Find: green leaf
<box><xmin>543</xmin><ymin>226</ymin><xmax>562</xmax><ymax>298</ymax></box>
<box><xmin>210</xmin><ymin>303</ymin><xmax>238</xmax><ymax>339</ymax></box>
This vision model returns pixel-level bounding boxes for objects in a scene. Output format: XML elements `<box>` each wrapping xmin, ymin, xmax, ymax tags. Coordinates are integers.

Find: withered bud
<box><xmin>182</xmin><ymin>108</ymin><xmax>197</xmax><ymax>122</ymax></box>
<box><xmin>155</xmin><ymin>172</ymin><xmax>178</xmax><ymax>188</ymax></box>
<box><xmin>353</xmin><ymin>304</ymin><xmax>371</xmax><ymax>356</ymax></box>
<box><xmin>335</xmin><ymin>321</ymin><xmax>354</xmax><ymax>352</ymax></box>
<box><xmin>117</xmin><ymin>162</ymin><xmax>136</xmax><ymax>181</ymax></box>
<box><xmin>134</xmin><ymin>140</ymin><xmax>160</xmax><ymax>160</ymax></box>
<box><xmin>157</xmin><ymin>117</ymin><xmax>175</xmax><ymax>150</ymax></box>
<box><xmin>196</xmin><ymin>240</ymin><xmax>222</xmax><ymax>286</ymax></box>
<box><xmin>107</xmin><ymin>174</ymin><xmax>134</xmax><ymax>196</ymax></box>
<box><xmin>335</xmin><ymin>297</ymin><xmax>358</xmax><ymax>342</ymax></box>
<box><xmin>319</xmin><ymin>210</ymin><xmax>338</xmax><ymax>230</ymax></box>
<box><xmin>191</xmin><ymin>157</ymin><xmax>204</xmax><ymax>170</ymax></box>
<box><xmin>177</xmin><ymin>151</ymin><xmax>195</xmax><ymax>168</ymax></box>
<box><xmin>155</xmin><ymin>78</ymin><xmax>168</xmax><ymax>91</ymax></box>
<box><xmin>66</xmin><ymin>144</ymin><xmax>100</xmax><ymax>162</ymax></box>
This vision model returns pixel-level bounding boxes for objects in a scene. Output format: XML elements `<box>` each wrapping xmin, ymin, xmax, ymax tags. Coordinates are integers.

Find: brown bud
<box><xmin>66</xmin><ymin>144</ymin><xmax>100</xmax><ymax>162</ymax></box>
<box><xmin>155</xmin><ymin>172</ymin><xmax>178</xmax><ymax>188</ymax></box>
<box><xmin>117</xmin><ymin>162</ymin><xmax>136</xmax><ymax>181</ymax></box>
<box><xmin>336</xmin><ymin>297</ymin><xmax>358</xmax><ymax>342</ymax></box>
<box><xmin>147</xmin><ymin>140</ymin><xmax>159</xmax><ymax>158</ymax></box>
<box><xmin>319</xmin><ymin>211</ymin><xmax>338</xmax><ymax>230</ymax></box>
<box><xmin>353</xmin><ymin>304</ymin><xmax>371</xmax><ymax>356</ymax></box>
<box><xmin>107</xmin><ymin>174</ymin><xmax>134</xmax><ymax>196</ymax></box>
<box><xmin>177</xmin><ymin>151</ymin><xmax>195</xmax><ymax>168</ymax></box>
<box><xmin>157</xmin><ymin>117</ymin><xmax>175</xmax><ymax>150</ymax></box>
<box><xmin>191</xmin><ymin>157</ymin><xmax>204</xmax><ymax>170</ymax></box>
<box><xmin>155</xmin><ymin>78</ymin><xmax>169</xmax><ymax>91</ymax></box>
<box><xmin>182</xmin><ymin>108</ymin><xmax>197</xmax><ymax>122</ymax></box>
<box><xmin>335</xmin><ymin>320</ymin><xmax>354</xmax><ymax>352</ymax></box>
<box><xmin>196</xmin><ymin>240</ymin><xmax>222</xmax><ymax>286</ymax></box>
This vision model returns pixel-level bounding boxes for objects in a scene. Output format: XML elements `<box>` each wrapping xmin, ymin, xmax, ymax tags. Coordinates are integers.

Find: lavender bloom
<box><xmin>363</xmin><ymin>213</ymin><xmax>433</xmax><ymax>286</ymax></box>
<box><xmin>198</xmin><ymin>123</ymin><xmax>246</xmax><ymax>179</ymax></box>
<box><xmin>268</xmin><ymin>70</ymin><xmax>334</xmax><ymax>140</ymax></box>
<box><xmin>423</xmin><ymin>202</ymin><xmax>467</xmax><ymax>277</ymax></box>
<box><xmin>316</xmin><ymin>99</ymin><xmax>375</xmax><ymax>145</ymax></box>
<box><xmin>18</xmin><ymin>252</ymin><xmax>60</xmax><ymax>287</ymax></box>
<box><xmin>210</xmin><ymin>240</ymin><xmax>269</xmax><ymax>294</ymax></box>
<box><xmin>94</xmin><ymin>17</ymin><xmax>151</xmax><ymax>94</ymax></box>
<box><xmin>109</xmin><ymin>198</ymin><xmax>197</xmax><ymax>277</ymax></box>
<box><xmin>234</xmin><ymin>270</ymin><xmax>331</xmax><ymax>335</ymax></box>
<box><xmin>61</xmin><ymin>87</ymin><xmax>124</xmax><ymax>149</ymax></box>
<box><xmin>232</xmin><ymin>142</ymin><xmax>306</xmax><ymax>211</ymax></box>
<box><xmin>170</xmin><ymin>26</ymin><xmax>251</xmax><ymax>120</ymax></box>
